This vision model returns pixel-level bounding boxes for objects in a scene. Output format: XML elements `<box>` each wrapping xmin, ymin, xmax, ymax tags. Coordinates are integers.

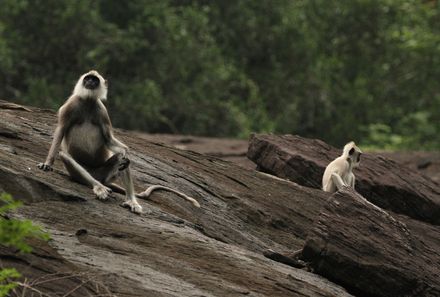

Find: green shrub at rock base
<box><xmin>0</xmin><ymin>193</ymin><xmax>49</xmax><ymax>297</ymax></box>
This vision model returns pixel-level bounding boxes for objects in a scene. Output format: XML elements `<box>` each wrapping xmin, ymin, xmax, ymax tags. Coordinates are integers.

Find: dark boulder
<box><xmin>302</xmin><ymin>188</ymin><xmax>440</xmax><ymax>297</ymax></box>
<box><xmin>248</xmin><ymin>134</ymin><xmax>440</xmax><ymax>225</ymax></box>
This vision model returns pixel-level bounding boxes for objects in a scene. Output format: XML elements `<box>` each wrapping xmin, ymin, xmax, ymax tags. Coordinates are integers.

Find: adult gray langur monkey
<box><xmin>322</xmin><ymin>141</ymin><xmax>362</xmax><ymax>193</ymax></box>
<box><xmin>38</xmin><ymin>70</ymin><xmax>200</xmax><ymax>214</ymax></box>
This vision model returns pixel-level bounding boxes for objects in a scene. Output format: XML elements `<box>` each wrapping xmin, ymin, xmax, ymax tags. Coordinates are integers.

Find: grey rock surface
<box><xmin>0</xmin><ymin>101</ymin><xmax>352</xmax><ymax>297</ymax></box>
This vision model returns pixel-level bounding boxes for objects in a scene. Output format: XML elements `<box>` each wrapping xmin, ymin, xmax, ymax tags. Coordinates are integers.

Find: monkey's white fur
<box><xmin>73</xmin><ymin>70</ymin><xmax>108</xmax><ymax>101</ymax></box>
<box><xmin>322</xmin><ymin>141</ymin><xmax>362</xmax><ymax>193</ymax></box>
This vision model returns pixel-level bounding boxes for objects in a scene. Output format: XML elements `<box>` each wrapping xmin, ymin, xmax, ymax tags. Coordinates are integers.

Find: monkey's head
<box><xmin>73</xmin><ymin>70</ymin><xmax>108</xmax><ymax>101</ymax></box>
<box><xmin>343</xmin><ymin>141</ymin><xmax>362</xmax><ymax>167</ymax></box>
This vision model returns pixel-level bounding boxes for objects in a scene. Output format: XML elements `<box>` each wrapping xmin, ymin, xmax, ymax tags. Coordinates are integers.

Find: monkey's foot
<box><xmin>93</xmin><ymin>184</ymin><xmax>112</xmax><ymax>200</ymax></box>
<box><xmin>121</xmin><ymin>199</ymin><xmax>143</xmax><ymax>214</ymax></box>
<box><xmin>37</xmin><ymin>163</ymin><xmax>53</xmax><ymax>171</ymax></box>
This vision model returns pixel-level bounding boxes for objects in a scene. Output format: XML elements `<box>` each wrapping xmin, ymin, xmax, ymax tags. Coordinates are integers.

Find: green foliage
<box><xmin>0</xmin><ymin>0</ymin><xmax>439</xmax><ymax>149</ymax></box>
<box><xmin>0</xmin><ymin>193</ymin><xmax>50</xmax><ymax>296</ymax></box>
<box><xmin>0</xmin><ymin>268</ymin><xmax>20</xmax><ymax>297</ymax></box>
<box><xmin>0</xmin><ymin>193</ymin><xmax>49</xmax><ymax>253</ymax></box>
<box><xmin>362</xmin><ymin>123</ymin><xmax>404</xmax><ymax>150</ymax></box>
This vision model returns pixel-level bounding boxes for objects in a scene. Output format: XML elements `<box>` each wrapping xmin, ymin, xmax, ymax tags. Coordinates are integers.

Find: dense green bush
<box><xmin>0</xmin><ymin>0</ymin><xmax>438</xmax><ymax>149</ymax></box>
<box><xmin>0</xmin><ymin>193</ymin><xmax>49</xmax><ymax>296</ymax></box>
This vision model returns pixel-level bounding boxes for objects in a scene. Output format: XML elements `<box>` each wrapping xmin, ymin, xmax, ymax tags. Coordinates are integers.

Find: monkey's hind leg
<box><xmin>119</xmin><ymin>168</ymin><xmax>144</xmax><ymax>214</ymax></box>
<box><xmin>59</xmin><ymin>151</ymin><xmax>112</xmax><ymax>200</ymax></box>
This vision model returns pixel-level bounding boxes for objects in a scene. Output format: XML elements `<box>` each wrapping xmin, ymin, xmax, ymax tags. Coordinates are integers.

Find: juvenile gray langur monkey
<box><xmin>38</xmin><ymin>70</ymin><xmax>200</xmax><ymax>214</ymax></box>
<box><xmin>322</xmin><ymin>141</ymin><xmax>362</xmax><ymax>193</ymax></box>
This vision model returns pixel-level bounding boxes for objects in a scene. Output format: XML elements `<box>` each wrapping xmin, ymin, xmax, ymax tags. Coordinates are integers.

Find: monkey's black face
<box><xmin>83</xmin><ymin>75</ymin><xmax>100</xmax><ymax>90</ymax></box>
<box><xmin>351</xmin><ymin>152</ymin><xmax>362</xmax><ymax>167</ymax></box>
<box><xmin>348</xmin><ymin>148</ymin><xmax>362</xmax><ymax>166</ymax></box>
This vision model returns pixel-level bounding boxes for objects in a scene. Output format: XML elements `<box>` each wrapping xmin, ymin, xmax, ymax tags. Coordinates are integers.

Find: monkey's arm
<box><xmin>350</xmin><ymin>174</ymin><xmax>356</xmax><ymax>189</ymax></box>
<box><xmin>331</xmin><ymin>172</ymin><xmax>347</xmax><ymax>191</ymax></box>
<box><xmin>99</xmin><ymin>102</ymin><xmax>129</xmax><ymax>156</ymax></box>
<box><xmin>108</xmin><ymin>136</ymin><xmax>129</xmax><ymax>156</ymax></box>
<box><xmin>104</xmin><ymin>127</ymin><xmax>128</xmax><ymax>156</ymax></box>
<box><xmin>38</xmin><ymin>125</ymin><xmax>64</xmax><ymax>171</ymax></box>
<box><xmin>38</xmin><ymin>102</ymin><xmax>72</xmax><ymax>171</ymax></box>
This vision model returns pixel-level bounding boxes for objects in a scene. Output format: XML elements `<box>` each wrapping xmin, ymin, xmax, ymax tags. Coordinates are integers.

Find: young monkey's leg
<box><xmin>93</xmin><ymin>153</ymin><xmax>129</xmax><ymax>184</ymax></box>
<box><xmin>59</xmin><ymin>151</ymin><xmax>112</xmax><ymax>200</ymax></box>
<box><xmin>94</xmin><ymin>153</ymin><xmax>143</xmax><ymax>214</ymax></box>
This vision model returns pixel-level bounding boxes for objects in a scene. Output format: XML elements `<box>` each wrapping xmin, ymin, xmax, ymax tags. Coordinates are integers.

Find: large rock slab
<box><xmin>247</xmin><ymin>134</ymin><xmax>440</xmax><ymax>225</ymax></box>
<box><xmin>302</xmin><ymin>188</ymin><xmax>440</xmax><ymax>297</ymax></box>
<box><xmin>380</xmin><ymin>151</ymin><xmax>440</xmax><ymax>184</ymax></box>
<box><xmin>0</xmin><ymin>101</ymin><xmax>351</xmax><ymax>297</ymax></box>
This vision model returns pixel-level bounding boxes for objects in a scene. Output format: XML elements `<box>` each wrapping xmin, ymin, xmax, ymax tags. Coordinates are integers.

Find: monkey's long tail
<box><xmin>137</xmin><ymin>185</ymin><xmax>201</xmax><ymax>208</ymax></box>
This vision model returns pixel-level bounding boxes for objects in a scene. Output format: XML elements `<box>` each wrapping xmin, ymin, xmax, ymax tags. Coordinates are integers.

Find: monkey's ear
<box><xmin>349</xmin><ymin>148</ymin><xmax>355</xmax><ymax>155</ymax></box>
<box><xmin>104</xmin><ymin>80</ymin><xmax>108</xmax><ymax>87</ymax></box>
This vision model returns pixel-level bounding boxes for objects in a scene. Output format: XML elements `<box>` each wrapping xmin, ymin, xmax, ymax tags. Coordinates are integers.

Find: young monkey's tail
<box><xmin>137</xmin><ymin>185</ymin><xmax>201</xmax><ymax>208</ymax></box>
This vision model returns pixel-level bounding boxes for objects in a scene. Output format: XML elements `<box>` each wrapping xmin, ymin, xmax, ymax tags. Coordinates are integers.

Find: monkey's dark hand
<box><xmin>37</xmin><ymin>163</ymin><xmax>53</xmax><ymax>171</ymax></box>
<box><xmin>118</xmin><ymin>157</ymin><xmax>130</xmax><ymax>171</ymax></box>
